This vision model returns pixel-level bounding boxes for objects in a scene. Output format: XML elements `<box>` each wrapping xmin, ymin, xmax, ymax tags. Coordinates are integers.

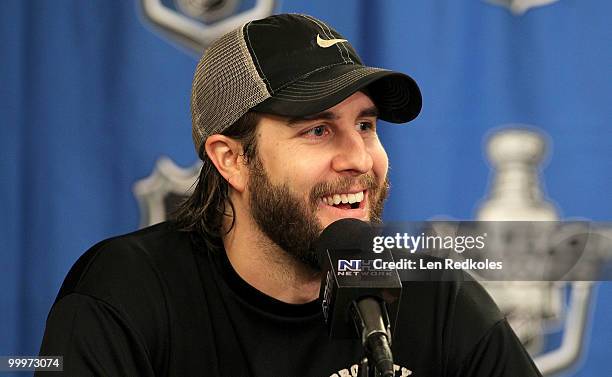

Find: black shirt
<box><xmin>38</xmin><ymin>222</ymin><xmax>542</xmax><ymax>377</ymax></box>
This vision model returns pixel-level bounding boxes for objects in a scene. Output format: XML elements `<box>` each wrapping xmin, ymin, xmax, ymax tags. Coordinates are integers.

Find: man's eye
<box><xmin>305</xmin><ymin>125</ymin><xmax>328</xmax><ymax>137</ymax></box>
<box><xmin>357</xmin><ymin>121</ymin><xmax>375</xmax><ymax>132</ymax></box>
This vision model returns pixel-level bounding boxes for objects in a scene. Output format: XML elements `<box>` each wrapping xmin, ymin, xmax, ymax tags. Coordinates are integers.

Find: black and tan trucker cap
<box><xmin>191</xmin><ymin>13</ymin><xmax>422</xmax><ymax>156</ymax></box>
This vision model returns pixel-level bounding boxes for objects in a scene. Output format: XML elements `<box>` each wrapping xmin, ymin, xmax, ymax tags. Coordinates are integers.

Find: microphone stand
<box><xmin>358</xmin><ymin>356</ymin><xmax>375</xmax><ymax>377</ymax></box>
<box><xmin>351</xmin><ymin>297</ymin><xmax>395</xmax><ymax>377</ymax></box>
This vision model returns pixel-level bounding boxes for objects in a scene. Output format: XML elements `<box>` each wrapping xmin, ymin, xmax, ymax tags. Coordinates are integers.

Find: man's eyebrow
<box><xmin>358</xmin><ymin>106</ymin><xmax>379</xmax><ymax>118</ymax></box>
<box><xmin>285</xmin><ymin>106</ymin><xmax>379</xmax><ymax>127</ymax></box>
<box><xmin>286</xmin><ymin>111</ymin><xmax>337</xmax><ymax>127</ymax></box>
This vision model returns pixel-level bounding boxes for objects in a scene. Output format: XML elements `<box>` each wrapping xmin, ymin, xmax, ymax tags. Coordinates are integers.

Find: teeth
<box><xmin>356</xmin><ymin>191</ymin><xmax>364</xmax><ymax>202</ymax></box>
<box><xmin>323</xmin><ymin>191</ymin><xmax>365</xmax><ymax>206</ymax></box>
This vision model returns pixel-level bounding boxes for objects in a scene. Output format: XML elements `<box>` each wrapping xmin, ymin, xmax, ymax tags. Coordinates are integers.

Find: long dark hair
<box><xmin>173</xmin><ymin>111</ymin><xmax>260</xmax><ymax>251</ymax></box>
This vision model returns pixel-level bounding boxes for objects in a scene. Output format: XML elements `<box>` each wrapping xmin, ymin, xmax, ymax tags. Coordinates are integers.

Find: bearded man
<box><xmin>38</xmin><ymin>13</ymin><xmax>542</xmax><ymax>377</ymax></box>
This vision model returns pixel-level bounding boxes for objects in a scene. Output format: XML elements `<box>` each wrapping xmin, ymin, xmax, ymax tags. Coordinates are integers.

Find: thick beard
<box><xmin>247</xmin><ymin>155</ymin><xmax>389</xmax><ymax>271</ymax></box>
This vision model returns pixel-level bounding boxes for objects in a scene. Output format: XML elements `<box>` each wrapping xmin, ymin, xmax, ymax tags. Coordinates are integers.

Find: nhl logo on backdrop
<box><xmin>133</xmin><ymin>157</ymin><xmax>201</xmax><ymax>227</ymax></box>
<box><xmin>174</xmin><ymin>0</ymin><xmax>240</xmax><ymax>24</ymax></box>
<box><xmin>486</xmin><ymin>0</ymin><xmax>561</xmax><ymax>15</ymax></box>
<box><xmin>139</xmin><ymin>0</ymin><xmax>275</xmax><ymax>53</ymax></box>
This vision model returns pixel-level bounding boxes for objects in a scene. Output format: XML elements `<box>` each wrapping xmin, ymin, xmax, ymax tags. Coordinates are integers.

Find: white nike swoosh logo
<box><xmin>316</xmin><ymin>34</ymin><xmax>348</xmax><ymax>48</ymax></box>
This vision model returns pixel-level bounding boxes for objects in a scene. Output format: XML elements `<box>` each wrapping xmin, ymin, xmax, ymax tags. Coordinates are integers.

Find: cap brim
<box><xmin>253</xmin><ymin>64</ymin><xmax>422</xmax><ymax>124</ymax></box>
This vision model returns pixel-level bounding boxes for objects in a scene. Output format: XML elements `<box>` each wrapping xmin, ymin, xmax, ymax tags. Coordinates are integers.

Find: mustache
<box><xmin>308</xmin><ymin>174</ymin><xmax>380</xmax><ymax>206</ymax></box>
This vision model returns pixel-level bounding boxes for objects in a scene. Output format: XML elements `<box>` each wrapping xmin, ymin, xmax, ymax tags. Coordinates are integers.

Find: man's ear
<box><xmin>204</xmin><ymin>135</ymin><xmax>248</xmax><ymax>193</ymax></box>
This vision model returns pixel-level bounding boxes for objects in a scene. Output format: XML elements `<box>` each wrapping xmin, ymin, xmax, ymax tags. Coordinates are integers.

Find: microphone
<box><xmin>316</xmin><ymin>219</ymin><xmax>401</xmax><ymax>377</ymax></box>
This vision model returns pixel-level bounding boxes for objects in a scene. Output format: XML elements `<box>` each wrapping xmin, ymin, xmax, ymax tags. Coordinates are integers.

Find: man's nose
<box><xmin>330</xmin><ymin>131</ymin><xmax>373</xmax><ymax>175</ymax></box>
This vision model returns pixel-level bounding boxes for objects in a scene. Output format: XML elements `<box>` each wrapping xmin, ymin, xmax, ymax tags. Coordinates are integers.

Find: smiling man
<box><xmin>38</xmin><ymin>14</ymin><xmax>542</xmax><ymax>377</ymax></box>
<box><xmin>205</xmin><ymin>91</ymin><xmax>390</xmax><ymax>304</ymax></box>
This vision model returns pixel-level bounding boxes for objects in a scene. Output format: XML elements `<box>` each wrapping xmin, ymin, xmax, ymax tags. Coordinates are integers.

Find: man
<box><xmin>38</xmin><ymin>14</ymin><xmax>542</xmax><ymax>376</ymax></box>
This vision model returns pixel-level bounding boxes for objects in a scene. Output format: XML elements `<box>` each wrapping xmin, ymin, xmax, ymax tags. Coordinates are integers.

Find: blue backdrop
<box><xmin>1</xmin><ymin>0</ymin><xmax>610</xmax><ymax>376</ymax></box>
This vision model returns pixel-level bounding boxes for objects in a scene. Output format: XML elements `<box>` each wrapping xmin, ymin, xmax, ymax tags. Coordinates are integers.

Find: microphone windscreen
<box><xmin>314</xmin><ymin>219</ymin><xmax>379</xmax><ymax>259</ymax></box>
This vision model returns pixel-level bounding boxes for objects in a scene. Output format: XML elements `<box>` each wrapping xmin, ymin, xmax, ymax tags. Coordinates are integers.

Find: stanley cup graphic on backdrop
<box><xmin>476</xmin><ymin>128</ymin><xmax>594</xmax><ymax>376</ymax></box>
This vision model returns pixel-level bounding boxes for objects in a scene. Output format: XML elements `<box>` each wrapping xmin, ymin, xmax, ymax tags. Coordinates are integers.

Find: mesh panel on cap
<box><xmin>191</xmin><ymin>24</ymin><xmax>270</xmax><ymax>155</ymax></box>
